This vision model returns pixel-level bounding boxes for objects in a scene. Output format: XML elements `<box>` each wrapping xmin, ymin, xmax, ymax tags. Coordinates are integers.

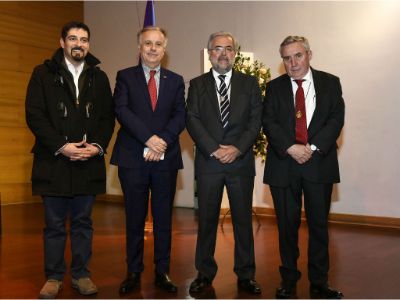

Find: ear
<box><xmin>60</xmin><ymin>38</ymin><xmax>65</xmax><ymax>49</ymax></box>
<box><xmin>308</xmin><ymin>50</ymin><xmax>313</xmax><ymax>60</ymax></box>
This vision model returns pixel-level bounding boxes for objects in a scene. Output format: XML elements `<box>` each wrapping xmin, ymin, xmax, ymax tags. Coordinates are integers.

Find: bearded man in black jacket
<box><xmin>25</xmin><ymin>21</ymin><xmax>114</xmax><ymax>299</ymax></box>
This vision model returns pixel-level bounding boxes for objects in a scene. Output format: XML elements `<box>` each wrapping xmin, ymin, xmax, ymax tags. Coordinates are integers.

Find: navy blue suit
<box><xmin>111</xmin><ymin>65</ymin><xmax>185</xmax><ymax>274</ymax></box>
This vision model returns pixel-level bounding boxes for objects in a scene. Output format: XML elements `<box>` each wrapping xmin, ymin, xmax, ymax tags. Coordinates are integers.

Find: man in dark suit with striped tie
<box><xmin>186</xmin><ymin>31</ymin><xmax>262</xmax><ymax>294</ymax></box>
<box><xmin>110</xmin><ymin>26</ymin><xmax>185</xmax><ymax>294</ymax></box>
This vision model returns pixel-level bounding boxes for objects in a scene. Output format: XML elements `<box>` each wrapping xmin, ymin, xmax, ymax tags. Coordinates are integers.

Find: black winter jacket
<box><xmin>25</xmin><ymin>48</ymin><xmax>115</xmax><ymax>196</ymax></box>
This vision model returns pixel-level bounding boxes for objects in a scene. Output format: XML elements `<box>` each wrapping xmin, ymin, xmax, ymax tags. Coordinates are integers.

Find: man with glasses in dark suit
<box><xmin>186</xmin><ymin>31</ymin><xmax>262</xmax><ymax>295</ymax></box>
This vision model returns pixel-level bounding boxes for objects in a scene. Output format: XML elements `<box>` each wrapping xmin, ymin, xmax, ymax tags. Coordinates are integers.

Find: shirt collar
<box><xmin>64</xmin><ymin>56</ymin><xmax>84</xmax><ymax>73</ymax></box>
<box><xmin>142</xmin><ymin>63</ymin><xmax>161</xmax><ymax>75</ymax></box>
<box><xmin>212</xmin><ymin>68</ymin><xmax>232</xmax><ymax>83</ymax></box>
<box><xmin>291</xmin><ymin>68</ymin><xmax>312</xmax><ymax>83</ymax></box>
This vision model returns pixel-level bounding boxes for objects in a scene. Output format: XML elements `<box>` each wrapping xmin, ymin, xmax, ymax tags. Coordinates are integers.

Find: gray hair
<box><xmin>279</xmin><ymin>35</ymin><xmax>310</xmax><ymax>55</ymax></box>
<box><xmin>137</xmin><ymin>26</ymin><xmax>168</xmax><ymax>47</ymax></box>
<box><xmin>207</xmin><ymin>31</ymin><xmax>238</xmax><ymax>51</ymax></box>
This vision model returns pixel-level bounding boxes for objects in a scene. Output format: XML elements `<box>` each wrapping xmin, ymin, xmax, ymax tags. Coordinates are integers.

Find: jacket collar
<box><xmin>46</xmin><ymin>48</ymin><xmax>101</xmax><ymax>73</ymax></box>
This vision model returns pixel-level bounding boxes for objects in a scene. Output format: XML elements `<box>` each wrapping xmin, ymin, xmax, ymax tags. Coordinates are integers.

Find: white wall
<box><xmin>85</xmin><ymin>1</ymin><xmax>400</xmax><ymax>218</ymax></box>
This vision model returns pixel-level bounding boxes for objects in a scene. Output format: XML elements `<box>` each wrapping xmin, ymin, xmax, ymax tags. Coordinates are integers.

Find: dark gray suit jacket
<box><xmin>263</xmin><ymin>68</ymin><xmax>345</xmax><ymax>187</ymax></box>
<box><xmin>186</xmin><ymin>70</ymin><xmax>262</xmax><ymax>176</ymax></box>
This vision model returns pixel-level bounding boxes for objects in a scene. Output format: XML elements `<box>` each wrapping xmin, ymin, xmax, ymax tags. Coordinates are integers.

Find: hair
<box><xmin>279</xmin><ymin>35</ymin><xmax>310</xmax><ymax>54</ymax></box>
<box><xmin>137</xmin><ymin>26</ymin><xmax>168</xmax><ymax>47</ymax></box>
<box><xmin>207</xmin><ymin>31</ymin><xmax>238</xmax><ymax>51</ymax></box>
<box><xmin>61</xmin><ymin>21</ymin><xmax>91</xmax><ymax>41</ymax></box>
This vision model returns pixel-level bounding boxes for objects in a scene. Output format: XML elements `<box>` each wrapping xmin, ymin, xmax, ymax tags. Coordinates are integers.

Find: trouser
<box><xmin>43</xmin><ymin>195</ymin><xmax>95</xmax><ymax>280</ymax></box>
<box><xmin>270</xmin><ymin>175</ymin><xmax>333</xmax><ymax>285</ymax></box>
<box><xmin>195</xmin><ymin>172</ymin><xmax>256</xmax><ymax>280</ymax></box>
<box><xmin>118</xmin><ymin>167</ymin><xmax>178</xmax><ymax>274</ymax></box>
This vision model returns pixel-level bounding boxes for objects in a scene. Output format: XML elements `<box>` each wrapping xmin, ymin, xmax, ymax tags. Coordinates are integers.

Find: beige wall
<box><xmin>0</xmin><ymin>2</ymin><xmax>83</xmax><ymax>204</ymax></box>
<box><xmin>85</xmin><ymin>1</ymin><xmax>400</xmax><ymax>218</ymax></box>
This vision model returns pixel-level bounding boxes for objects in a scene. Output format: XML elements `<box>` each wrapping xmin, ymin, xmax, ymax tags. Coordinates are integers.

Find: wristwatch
<box><xmin>310</xmin><ymin>144</ymin><xmax>317</xmax><ymax>152</ymax></box>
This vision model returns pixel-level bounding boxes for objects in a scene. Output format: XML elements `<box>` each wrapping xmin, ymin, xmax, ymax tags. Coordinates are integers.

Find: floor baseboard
<box><xmin>96</xmin><ymin>195</ymin><xmax>400</xmax><ymax>230</ymax></box>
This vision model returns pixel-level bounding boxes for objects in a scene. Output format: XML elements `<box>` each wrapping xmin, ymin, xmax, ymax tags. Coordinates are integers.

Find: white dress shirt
<box><xmin>65</xmin><ymin>57</ymin><xmax>84</xmax><ymax>99</ymax></box>
<box><xmin>212</xmin><ymin>69</ymin><xmax>232</xmax><ymax>114</ymax></box>
<box><xmin>290</xmin><ymin>68</ymin><xmax>316</xmax><ymax>128</ymax></box>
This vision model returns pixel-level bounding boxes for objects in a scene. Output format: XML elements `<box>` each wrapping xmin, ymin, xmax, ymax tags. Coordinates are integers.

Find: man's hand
<box><xmin>61</xmin><ymin>141</ymin><xmax>99</xmax><ymax>161</ymax></box>
<box><xmin>144</xmin><ymin>148</ymin><xmax>163</xmax><ymax>162</ymax></box>
<box><xmin>145</xmin><ymin>135</ymin><xmax>167</xmax><ymax>154</ymax></box>
<box><xmin>212</xmin><ymin>144</ymin><xmax>241</xmax><ymax>164</ymax></box>
<box><xmin>287</xmin><ymin>144</ymin><xmax>312</xmax><ymax>164</ymax></box>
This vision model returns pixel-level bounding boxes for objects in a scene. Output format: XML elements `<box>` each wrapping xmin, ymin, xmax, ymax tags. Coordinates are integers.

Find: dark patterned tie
<box><xmin>294</xmin><ymin>79</ymin><xmax>308</xmax><ymax>144</ymax></box>
<box><xmin>218</xmin><ymin>74</ymin><xmax>229</xmax><ymax>128</ymax></box>
<box><xmin>148</xmin><ymin>70</ymin><xmax>157</xmax><ymax>111</ymax></box>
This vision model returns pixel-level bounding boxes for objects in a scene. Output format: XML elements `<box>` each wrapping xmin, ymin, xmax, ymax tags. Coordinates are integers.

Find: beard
<box><xmin>211</xmin><ymin>59</ymin><xmax>233</xmax><ymax>74</ymax></box>
<box><xmin>71</xmin><ymin>47</ymin><xmax>85</xmax><ymax>62</ymax></box>
<box><xmin>210</xmin><ymin>56</ymin><xmax>234</xmax><ymax>74</ymax></box>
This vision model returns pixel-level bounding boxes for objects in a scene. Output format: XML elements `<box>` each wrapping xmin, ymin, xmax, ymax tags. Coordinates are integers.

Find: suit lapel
<box><xmin>204</xmin><ymin>71</ymin><xmax>221</xmax><ymax>121</ymax></box>
<box><xmin>229</xmin><ymin>71</ymin><xmax>241</xmax><ymax>123</ymax></box>
<box><xmin>281</xmin><ymin>75</ymin><xmax>296</xmax><ymax>126</ymax></box>
<box><xmin>156</xmin><ymin>68</ymin><xmax>168</xmax><ymax>112</ymax></box>
<box><xmin>308</xmin><ymin>68</ymin><xmax>323</xmax><ymax>137</ymax></box>
<box><xmin>133</xmin><ymin>65</ymin><xmax>153</xmax><ymax>111</ymax></box>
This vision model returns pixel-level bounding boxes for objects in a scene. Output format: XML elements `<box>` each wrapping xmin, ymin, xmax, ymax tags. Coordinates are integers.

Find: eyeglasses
<box><xmin>210</xmin><ymin>46</ymin><xmax>235</xmax><ymax>54</ymax></box>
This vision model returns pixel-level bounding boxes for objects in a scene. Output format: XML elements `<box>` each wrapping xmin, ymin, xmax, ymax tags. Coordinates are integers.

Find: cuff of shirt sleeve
<box><xmin>91</xmin><ymin>143</ymin><xmax>104</xmax><ymax>156</ymax></box>
<box><xmin>55</xmin><ymin>143</ymin><xmax>69</xmax><ymax>156</ymax></box>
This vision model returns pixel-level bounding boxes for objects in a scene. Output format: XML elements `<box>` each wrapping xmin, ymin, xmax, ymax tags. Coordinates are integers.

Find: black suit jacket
<box><xmin>186</xmin><ymin>70</ymin><xmax>262</xmax><ymax>176</ymax></box>
<box><xmin>263</xmin><ymin>68</ymin><xmax>345</xmax><ymax>187</ymax></box>
<box><xmin>110</xmin><ymin>65</ymin><xmax>186</xmax><ymax>170</ymax></box>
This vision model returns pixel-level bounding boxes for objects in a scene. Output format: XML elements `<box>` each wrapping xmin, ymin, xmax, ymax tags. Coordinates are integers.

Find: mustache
<box><xmin>71</xmin><ymin>47</ymin><xmax>84</xmax><ymax>52</ymax></box>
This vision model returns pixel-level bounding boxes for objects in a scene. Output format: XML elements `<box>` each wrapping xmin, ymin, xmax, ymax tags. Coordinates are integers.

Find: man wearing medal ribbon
<box><xmin>263</xmin><ymin>36</ymin><xmax>345</xmax><ymax>299</ymax></box>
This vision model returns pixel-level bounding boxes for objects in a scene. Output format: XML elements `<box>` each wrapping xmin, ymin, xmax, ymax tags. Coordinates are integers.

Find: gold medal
<box><xmin>296</xmin><ymin>110</ymin><xmax>302</xmax><ymax>119</ymax></box>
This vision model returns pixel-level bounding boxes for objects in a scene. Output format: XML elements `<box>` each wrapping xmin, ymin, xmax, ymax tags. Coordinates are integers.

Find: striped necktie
<box><xmin>218</xmin><ymin>74</ymin><xmax>229</xmax><ymax>128</ymax></box>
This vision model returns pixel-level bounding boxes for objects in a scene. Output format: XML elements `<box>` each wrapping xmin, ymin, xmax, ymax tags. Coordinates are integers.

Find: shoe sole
<box><xmin>154</xmin><ymin>281</ymin><xmax>177</xmax><ymax>293</ymax></box>
<box><xmin>71</xmin><ymin>283</ymin><xmax>98</xmax><ymax>295</ymax></box>
<box><xmin>238</xmin><ymin>285</ymin><xmax>262</xmax><ymax>294</ymax></box>
<box><xmin>39</xmin><ymin>284</ymin><xmax>63</xmax><ymax>299</ymax></box>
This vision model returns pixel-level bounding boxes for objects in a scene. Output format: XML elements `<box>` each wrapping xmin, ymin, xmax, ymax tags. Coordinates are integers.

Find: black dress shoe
<box><xmin>119</xmin><ymin>272</ymin><xmax>140</xmax><ymax>294</ymax></box>
<box><xmin>189</xmin><ymin>273</ymin><xmax>212</xmax><ymax>293</ymax></box>
<box><xmin>276</xmin><ymin>281</ymin><xmax>297</xmax><ymax>299</ymax></box>
<box><xmin>276</xmin><ymin>286</ymin><xmax>296</xmax><ymax>299</ymax></box>
<box><xmin>154</xmin><ymin>273</ymin><xmax>177</xmax><ymax>293</ymax></box>
<box><xmin>237</xmin><ymin>279</ymin><xmax>262</xmax><ymax>294</ymax></box>
<box><xmin>310</xmin><ymin>283</ymin><xmax>343</xmax><ymax>299</ymax></box>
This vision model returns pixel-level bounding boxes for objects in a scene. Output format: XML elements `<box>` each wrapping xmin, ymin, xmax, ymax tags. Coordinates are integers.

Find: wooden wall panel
<box><xmin>0</xmin><ymin>127</ymin><xmax>34</xmax><ymax>155</ymax></box>
<box><xmin>0</xmin><ymin>2</ymin><xmax>83</xmax><ymax>27</ymax></box>
<box><xmin>0</xmin><ymin>40</ymin><xmax>54</xmax><ymax>73</ymax></box>
<box><xmin>0</xmin><ymin>13</ymin><xmax>59</xmax><ymax>49</ymax></box>
<box><xmin>0</xmin><ymin>70</ymin><xmax>30</xmax><ymax>101</ymax></box>
<box><xmin>0</xmin><ymin>155</ymin><xmax>32</xmax><ymax>183</ymax></box>
<box><xmin>0</xmin><ymin>2</ymin><xmax>83</xmax><ymax>204</ymax></box>
<box><xmin>0</xmin><ymin>101</ymin><xmax>27</xmax><ymax>128</ymax></box>
<box><xmin>0</xmin><ymin>183</ymin><xmax>39</xmax><ymax>205</ymax></box>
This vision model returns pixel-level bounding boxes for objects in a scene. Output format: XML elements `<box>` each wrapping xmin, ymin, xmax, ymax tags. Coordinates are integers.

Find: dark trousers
<box><xmin>118</xmin><ymin>167</ymin><xmax>178</xmax><ymax>274</ymax></box>
<box><xmin>270</xmin><ymin>172</ymin><xmax>333</xmax><ymax>285</ymax></box>
<box><xmin>195</xmin><ymin>172</ymin><xmax>256</xmax><ymax>281</ymax></box>
<box><xmin>43</xmin><ymin>195</ymin><xmax>95</xmax><ymax>280</ymax></box>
